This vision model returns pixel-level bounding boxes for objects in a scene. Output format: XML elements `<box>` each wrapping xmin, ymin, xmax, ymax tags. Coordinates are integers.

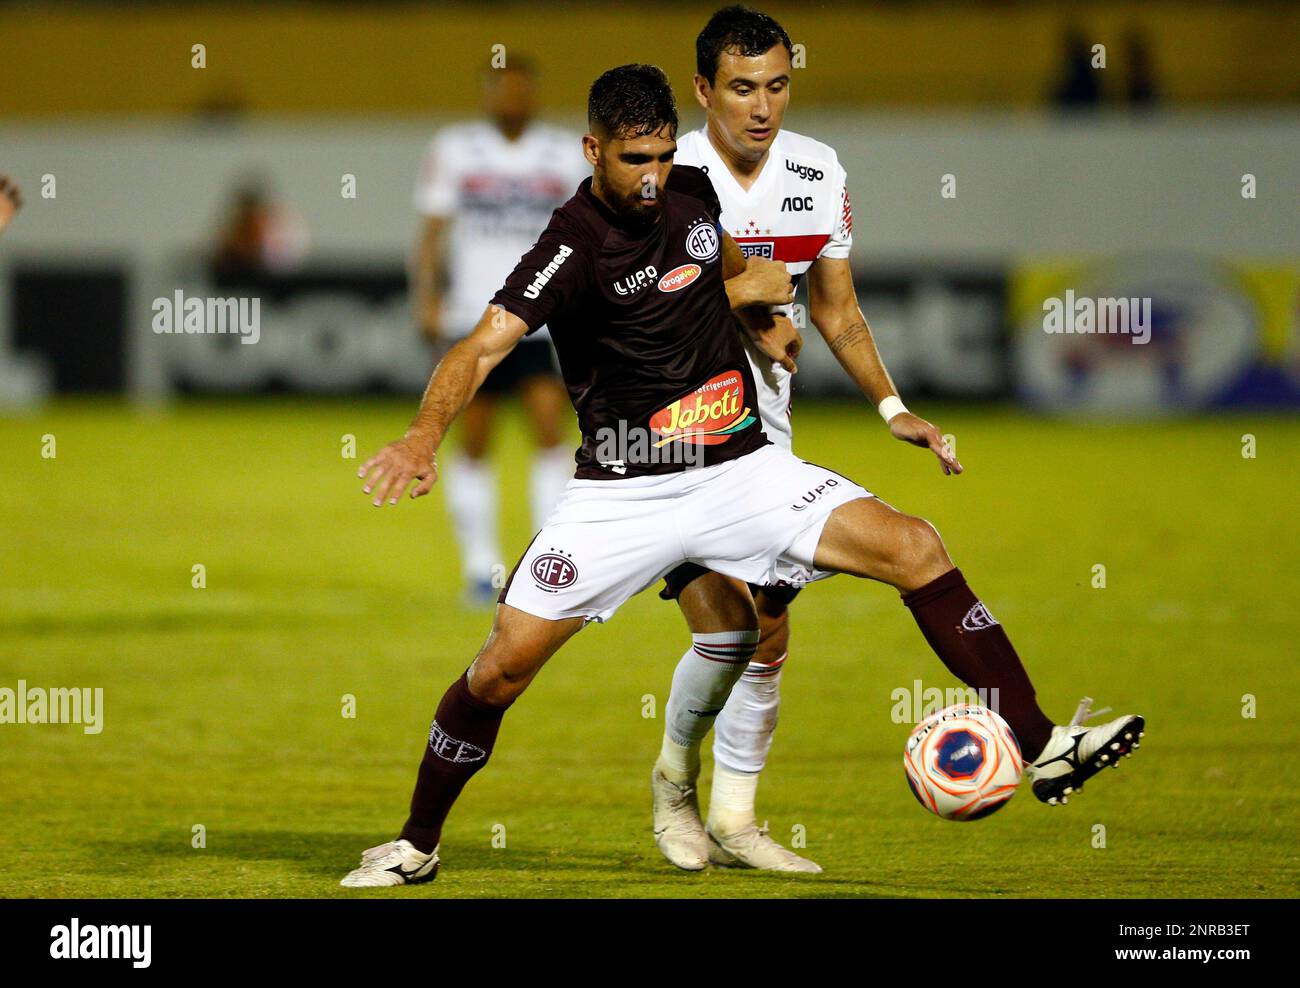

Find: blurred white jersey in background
<box><xmin>413</xmin><ymin>120</ymin><xmax>588</xmax><ymax>339</ymax></box>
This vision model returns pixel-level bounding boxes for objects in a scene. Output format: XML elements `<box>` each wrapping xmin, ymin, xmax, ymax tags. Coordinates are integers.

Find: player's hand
<box><xmin>888</xmin><ymin>412</ymin><xmax>963</xmax><ymax>476</ymax></box>
<box><xmin>358</xmin><ymin>436</ymin><xmax>438</xmax><ymax>506</ymax></box>
<box><xmin>0</xmin><ymin>175</ymin><xmax>22</xmax><ymax>235</ymax></box>
<box><xmin>418</xmin><ymin>298</ymin><xmax>442</xmax><ymax>343</ymax></box>
<box><xmin>734</xmin><ymin>257</ymin><xmax>794</xmax><ymax>308</ymax></box>
<box><xmin>744</xmin><ymin>312</ymin><xmax>802</xmax><ymax>374</ymax></box>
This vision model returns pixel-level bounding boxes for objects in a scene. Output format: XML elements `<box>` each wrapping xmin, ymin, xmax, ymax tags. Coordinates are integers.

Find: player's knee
<box><xmin>461</xmin><ymin>437</ymin><xmax>491</xmax><ymax>460</ymax></box>
<box><xmin>460</xmin><ymin>406</ymin><xmax>493</xmax><ymax>459</ymax></box>
<box><xmin>465</xmin><ymin>654</ymin><xmax>527</xmax><ymax>705</ymax></box>
<box><xmin>534</xmin><ymin>426</ymin><xmax>564</xmax><ymax>449</ymax></box>
<box><xmin>720</xmin><ymin>596</ymin><xmax>759</xmax><ymax>633</ymax></box>
<box><xmin>903</xmin><ymin>516</ymin><xmax>952</xmax><ymax>581</ymax></box>
<box><xmin>523</xmin><ymin>381</ymin><xmax>567</xmax><ymax>448</ymax></box>
<box><xmin>756</xmin><ymin>605</ymin><xmax>789</xmax><ymax>658</ymax></box>
<box><xmin>537</xmin><ymin>407</ymin><xmax>567</xmax><ymax>448</ymax></box>
<box><xmin>679</xmin><ymin>575</ymin><xmax>758</xmax><ymax>634</ymax></box>
<box><xmin>525</xmin><ymin>415</ymin><xmax>562</xmax><ymax>449</ymax></box>
<box><xmin>466</xmin><ymin>626</ymin><xmax>542</xmax><ymax>704</ymax></box>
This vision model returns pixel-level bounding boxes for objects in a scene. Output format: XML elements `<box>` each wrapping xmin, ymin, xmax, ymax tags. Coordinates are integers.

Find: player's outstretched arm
<box><xmin>807</xmin><ymin>256</ymin><xmax>962</xmax><ymax>475</ymax></box>
<box><xmin>358</xmin><ymin>304</ymin><xmax>529</xmax><ymax>505</ymax></box>
<box><xmin>721</xmin><ymin>232</ymin><xmax>801</xmax><ymax>373</ymax></box>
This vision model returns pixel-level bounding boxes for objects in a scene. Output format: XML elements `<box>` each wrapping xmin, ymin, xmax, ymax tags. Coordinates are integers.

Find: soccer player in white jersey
<box><xmin>649</xmin><ymin>6</ymin><xmax>937</xmax><ymax>872</ymax></box>
<box><xmin>412</xmin><ymin>58</ymin><xmax>589</xmax><ymax>606</ymax></box>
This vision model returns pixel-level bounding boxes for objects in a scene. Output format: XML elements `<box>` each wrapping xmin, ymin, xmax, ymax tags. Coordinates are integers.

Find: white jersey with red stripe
<box><xmin>673</xmin><ymin>127</ymin><xmax>854</xmax><ymax>450</ymax></box>
<box><xmin>413</xmin><ymin>120</ymin><xmax>588</xmax><ymax>340</ymax></box>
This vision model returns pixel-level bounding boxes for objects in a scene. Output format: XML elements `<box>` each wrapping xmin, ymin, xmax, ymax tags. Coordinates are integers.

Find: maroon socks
<box><xmin>902</xmin><ymin>568</ymin><xmax>1055</xmax><ymax>760</ymax></box>
<box><xmin>399</xmin><ymin>672</ymin><xmax>512</xmax><ymax>853</ymax></box>
<box><xmin>397</xmin><ymin>569</ymin><xmax>1054</xmax><ymax>856</ymax></box>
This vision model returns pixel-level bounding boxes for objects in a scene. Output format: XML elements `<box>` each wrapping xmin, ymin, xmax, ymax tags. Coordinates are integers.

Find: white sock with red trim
<box><xmin>710</xmin><ymin>655</ymin><xmax>786</xmax><ymax>831</ymax></box>
<box><xmin>657</xmin><ymin>631</ymin><xmax>759</xmax><ymax>786</ymax></box>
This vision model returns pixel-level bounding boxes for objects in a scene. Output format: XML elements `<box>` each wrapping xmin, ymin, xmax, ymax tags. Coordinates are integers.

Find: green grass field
<box><xmin>1</xmin><ymin>398</ymin><xmax>1296</xmax><ymax>898</ymax></box>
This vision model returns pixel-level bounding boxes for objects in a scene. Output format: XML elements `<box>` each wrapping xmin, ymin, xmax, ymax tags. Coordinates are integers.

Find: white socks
<box><xmin>444</xmin><ymin>456</ymin><xmax>501</xmax><ymax>585</ymax></box>
<box><xmin>530</xmin><ymin>445</ymin><xmax>573</xmax><ymax>531</ymax></box>
<box><xmin>658</xmin><ymin>735</ymin><xmax>700</xmax><ymax>787</ymax></box>
<box><xmin>657</xmin><ymin>630</ymin><xmax>759</xmax><ymax>785</ymax></box>
<box><xmin>709</xmin><ymin>764</ymin><xmax>762</xmax><ymax>834</ymax></box>
<box><xmin>446</xmin><ymin>447</ymin><xmax>573</xmax><ymax>587</ymax></box>
<box><xmin>658</xmin><ymin>640</ymin><xmax>787</xmax><ymax>831</ymax></box>
<box><xmin>711</xmin><ymin>656</ymin><xmax>786</xmax><ymax>831</ymax></box>
<box><xmin>714</xmin><ymin>655</ymin><xmax>785</xmax><ymax>773</ymax></box>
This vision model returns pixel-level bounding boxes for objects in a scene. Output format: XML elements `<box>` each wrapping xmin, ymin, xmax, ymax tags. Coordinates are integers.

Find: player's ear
<box><xmin>692</xmin><ymin>74</ymin><xmax>712</xmax><ymax>112</ymax></box>
<box><xmin>581</xmin><ymin>133</ymin><xmax>600</xmax><ymax>169</ymax></box>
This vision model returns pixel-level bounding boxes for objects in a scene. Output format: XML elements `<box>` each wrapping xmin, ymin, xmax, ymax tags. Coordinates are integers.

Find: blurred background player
<box><xmin>212</xmin><ymin>176</ymin><xmax>309</xmax><ymax>277</ymax></box>
<box><xmin>0</xmin><ymin>175</ymin><xmax>21</xmax><ymax>237</ymax></box>
<box><xmin>411</xmin><ymin>57</ymin><xmax>587</xmax><ymax>607</ymax></box>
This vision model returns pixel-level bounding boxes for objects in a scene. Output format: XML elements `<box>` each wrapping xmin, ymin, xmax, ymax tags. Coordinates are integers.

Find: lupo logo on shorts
<box><xmin>649</xmin><ymin>369</ymin><xmax>757</xmax><ymax>447</ymax></box>
<box><xmin>532</xmin><ymin>552</ymin><xmax>578</xmax><ymax>591</ymax></box>
<box><xmin>790</xmin><ymin>477</ymin><xmax>840</xmax><ymax>511</ymax></box>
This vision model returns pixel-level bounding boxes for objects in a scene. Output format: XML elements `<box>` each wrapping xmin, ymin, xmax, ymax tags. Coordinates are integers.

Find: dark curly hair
<box><xmin>696</xmin><ymin>5</ymin><xmax>792</xmax><ymax>84</ymax></box>
<box><xmin>587</xmin><ymin>64</ymin><xmax>678</xmax><ymax>139</ymax></box>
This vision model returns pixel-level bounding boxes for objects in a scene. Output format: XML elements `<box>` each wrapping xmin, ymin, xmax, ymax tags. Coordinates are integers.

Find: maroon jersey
<box><xmin>490</xmin><ymin>165</ymin><xmax>770</xmax><ymax>479</ymax></box>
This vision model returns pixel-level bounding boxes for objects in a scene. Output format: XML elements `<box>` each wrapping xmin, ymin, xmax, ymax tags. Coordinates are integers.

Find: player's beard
<box><xmin>592</xmin><ymin>171</ymin><xmax>662</xmax><ymax>228</ymax></box>
<box><xmin>620</xmin><ymin>189</ymin><xmax>662</xmax><ymax>228</ymax></box>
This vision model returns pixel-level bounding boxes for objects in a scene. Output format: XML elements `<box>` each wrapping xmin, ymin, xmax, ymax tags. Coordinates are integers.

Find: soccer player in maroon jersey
<box><xmin>342</xmin><ymin>64</ymin><xmax>1142</xmax><ymax>888</ymax></box>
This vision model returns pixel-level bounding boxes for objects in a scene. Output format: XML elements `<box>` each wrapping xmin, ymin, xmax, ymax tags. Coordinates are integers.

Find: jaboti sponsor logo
<box><xmin>648</xmin><ymin>369</ymin><xmax>756</xmax><ymax>447</ymax></box>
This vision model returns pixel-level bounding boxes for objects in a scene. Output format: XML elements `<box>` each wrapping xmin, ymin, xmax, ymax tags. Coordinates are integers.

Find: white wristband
<box><xmin>877</xmin><ymin>395</ymin><xmax>908</xmax><ymax>424</ymax></box>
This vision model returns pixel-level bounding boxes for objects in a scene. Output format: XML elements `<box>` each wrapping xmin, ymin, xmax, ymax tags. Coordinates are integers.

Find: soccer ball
<box><xmin>903</xmin><ymin>704</ymin><xmax>1023</xmax><ymax>821</ymax></box>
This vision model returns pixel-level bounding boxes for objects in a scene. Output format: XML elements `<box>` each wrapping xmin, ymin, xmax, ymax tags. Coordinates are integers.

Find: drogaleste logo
<box><xmin>649</xmin><ymin>369</ymin><xmax>756</xmax><ymax>447</ymax></box>
<box><xmin>658</xmin><ymin>263</ymin><xmax>701</xmax><ymax>293</ymax></box>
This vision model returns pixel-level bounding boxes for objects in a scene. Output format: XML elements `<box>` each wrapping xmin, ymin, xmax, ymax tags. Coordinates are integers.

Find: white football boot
<box><xmin>1025</xmin><ymin>697</ymin><xmax>1145</xmax><ymax>805</ymax></box>
<box><xmin>339</xmin><ymin>839</ymin><xmax>439</xmax><ymax>887</ymax></box>
<box><xmin>706</xmin><ymin>821</ymin><xmax>823</xmax><ymax>874</ymax></box>
<box><xmin>651</xmin><ymin>767</ymin><xmax>710</xmax><ymax>871</ymax></box>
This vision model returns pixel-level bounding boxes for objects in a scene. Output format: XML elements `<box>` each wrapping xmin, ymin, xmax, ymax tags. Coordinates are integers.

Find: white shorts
<box><xmin>501</xmin><ymin>444</ymin><xmax>872</xmax><ymax>623</ymax></box>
